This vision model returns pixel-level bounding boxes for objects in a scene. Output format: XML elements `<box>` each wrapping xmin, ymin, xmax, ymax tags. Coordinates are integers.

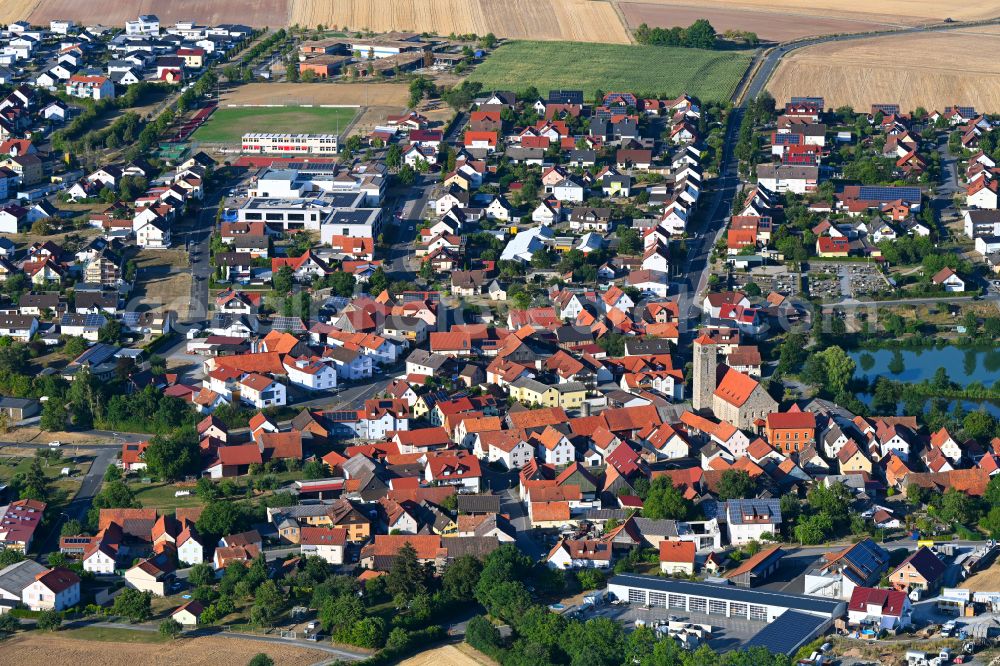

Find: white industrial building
<box><xmin>607</xmin><ymin>574</ymin><xmax>845</xmax><ymax>655</ymax></box>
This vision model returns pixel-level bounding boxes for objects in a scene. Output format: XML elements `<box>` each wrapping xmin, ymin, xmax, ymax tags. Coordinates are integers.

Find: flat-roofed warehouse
<box><xmin>606</xmin><ymin>574</ymin><xmax>845</xmax><ymax>653</ymax></box>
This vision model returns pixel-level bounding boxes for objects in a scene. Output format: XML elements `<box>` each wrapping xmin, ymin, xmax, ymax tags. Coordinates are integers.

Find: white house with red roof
<box><xmin>283</xmin><ymin>356</ymin><xmax>337</xmax><ymax>391</ymax></box>
<box><xmin>66</xmin><ymin>74</ymin><xmax>115</xmax><ymax>100</ymax></box>
<box><xmin>23</xmin><ymin>567</ymin><xmax>80</xmax><ymax>611</ymax></box>
<box><xmin>847</xmin><ymin>587</ymin><xmax>911</xmax><ymax>629</ymax></box>
<box><xmin>424</xmin><ymin>452</ymin><xmax>482</xmax><ymax>492</ymax></box>
<box><xmin>299</xmin><ymin>527</ymin><xmax>347</xmax><ymax>564</ymax></box>
<box><xmin>931</xmin><ymin>267</ymin><xmax>965</xmax><ymax>292</ymax></box>
<box><xmin>238</xmin><ymin>373</ymin><xmax>286</xmax><ymax>409</ymax></box>
<box><xmin>546</xmin><ymin>538</ymin><xmax>612</xmax><ymax>570</ymax></box>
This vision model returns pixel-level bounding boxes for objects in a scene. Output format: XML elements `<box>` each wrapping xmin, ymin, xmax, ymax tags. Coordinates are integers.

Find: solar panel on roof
<box><xmin>790</xmin><ymin>96</ymin><xmax>824</xmax><ymax>106</ymax></box>
<box><xmin>271</xmin><ymin>316</ymin><xmax>305</xmax><ymax>332</ymax></box>
<box><xmin>857</xmin><ymin>185</ymin><xmax>921</xmax><ymax>202</ymax></box>
<box><xmin>743</xmin><ymin>611</ymin><xmax>827</xmax><ymax>655</ymax></box>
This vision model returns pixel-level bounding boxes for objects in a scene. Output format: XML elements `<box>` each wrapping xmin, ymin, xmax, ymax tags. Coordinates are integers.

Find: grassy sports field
<box><xmin>191</xmin><ymin>106</ymin><xmax>359</xmax><ymax>144</ymax></box>
<box><xmin>467</xmin><ymin>41</ymin><xmax>752</xmax><ymax>101</ymax></box>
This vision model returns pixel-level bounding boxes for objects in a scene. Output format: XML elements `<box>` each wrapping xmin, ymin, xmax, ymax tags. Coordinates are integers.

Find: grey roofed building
<box><xmin>406</xmin><ymin>348</ymin><xmax>448</xmax><ymax>371</ymax></box>
<box><xmin>554</xmin><ymin>381</ymin><xmax>587</xmax><ymax>396</ymax></box>
<box><xmin>0</xmin><ymin>396</ymin><xmax>39</xmax><ymax>420</ymax></box>
<box><xmin>742</xmin><ymin>610</ymin><xmax>830</xmax><ymax>656</ymax></box>
<box><xmin>510</xmin><ymin>376</ymin><xmax>554</xmax><ymax>395</ymax></box>
<box><xmin>607</xmin><ymin>573</ymin><xmax>846</xmax><ymax>617</ymax></box>
<box><xmin>555</xmin><ymin>325</ymin><xmax>593</xmax><ymax>345</ymax></box>
<box><xmin>457</xmin><ymin>494</ymin><xmax>501</xmax><ymax>515</ymax></box>
<box><xmin>756</xmin><ymin>164</ymin><xmax>819</xmax><ymax>181</ymax></box>
<box><xmin>505</xmin><ymin>147</ymin><xmax>544</xmax><ymax>162</ymax></box>
<box><xmin>0</xmin><ymin>558</ymin><xmax>48</xmax><ymax>601</ymax></box>
<box><xmin>632</xmin><ymin>517</ymin><xmax>679</xmax><ymax>539</ymax></box>
<box><xmin>583</xmin><ymin>509</ymin><xmax>632</xmax><ymax>521</ymax></box>
<box><xmin>443</xmin><ymin>535</ymin><xmax>500</xmax><ymax>560</ymax></box>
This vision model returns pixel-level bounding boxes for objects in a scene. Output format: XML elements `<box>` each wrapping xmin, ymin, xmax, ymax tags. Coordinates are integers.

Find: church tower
<box><xmin>692</xmin><ymin>334</ymin><xmax>717</xmax><ymax>412</ymax></box>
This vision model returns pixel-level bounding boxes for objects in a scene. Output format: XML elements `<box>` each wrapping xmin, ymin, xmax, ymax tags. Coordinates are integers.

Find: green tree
<box><xmin>442</xmin><ymin>554</ymin><xmax>482</xmax><ymax>601</ymax></box>
<box><xmin>63</xmin><ymin>336</ymin><xmax>89</xmax><ymax>358</ymax></box>
<box><xmin>159</xmin><ymin>618</ymin><xmax>183</xmax><ymax>639</ymax></box>
<box><xmin>40</xmin><ymin>397</ymin><xmax>66</xmax><ymax>432</ymax></box>
<box><xmin>815</xmin><ymin>346</ymin><xmax>855</xmax><ymax>395</ymax></box>
<box><xmin>36</xmin><ymin>610</ymin><xmax>61</xmax><ymax>631</ymax></box>
<box><xmin>576</xmin><ymin>568</ymin><xmax>607</xmax><ymax>590</ymax></box>
<box><xmin>113</xmin><ymin>588</ymin><xmax>153</xmax><ymax>623</ymax></box>
<box><xmin>367</xmin><ymin>267</ymin><xmax>389</xmax><ymax>296</ymax></box>
<box><xmin>60</xmin><ymin>519</ymin><xmax>84</xmax><ymax>537</ymax></box>
<box><xmin>144</xmin><ymin>427</ymin><xmax>200</xmax><ymax>481</ymax></box>
<box><xmin>963</xmin><ymin>409</ymin><xmax>997</xmax><ymax>440</ymax></box>
<box><xmin>250</xmin><ymin>580</ymin><xmax>283</xmax><ymax>626</ymax></box>
<box><xmin>247</xmin><ymin>655</ymin><xmax>274</xmax><ymax>666</ymax></box>
<box><xmin>319</xmin><ymin>592</ymin><xmax>364</xmax><ymax>634</ymax></box>
<box><xmin>643</xmin><ymin>477</ymin><xmax>691</xmax><ymax>520</ymax></box>
<box><xmin>349</xmin><ymin>616</ymin><xmax>386</xmax><ymax>648</ymax></box>
<box><xmin>0</xmin><ymin>549</ymin><xmax>23</xmax><ymax>568</ymax></box>
<box><xmin>328</xmin><ymin>271</ymin><xmax>357</xmax><ymax>297</ymax></box>
<box><xmin>17</xmin><ymin>457</ymin><xmax>49</xmax><ymax>502</ymax></box>
<box><xmin>0</xmin><ymin>613</ymin><xmax>20</xmax><ymax>633</ymax></box>
<box><xmin>273</xmin><ymin>266</ymin><xmax>294</xmax><ymax>293</ymax></box>
<box><xmin>465</xmin><ymin>615</ymin><xmax>501</xmax><ymax>652</ymax></box>
<box><xmin>717</xmin><ymin>469</ymin><xmax>755</xmax><ymax>501</ymax></box>
<box><xmin>98</xmin><ymin>319</ymin><xmax>123</xmax><ymax>344</ymax></box>
<box><xmin>385</xmin><ymin>144</ymin><xmax>402</xmax><ymax>170</ymax></box>
<box><xmin>397</xmin><ymin>165</ymin><xmax>417</xmax><ymax>186</ymax></box>
<box><xmin>188</xmin><ymin>562</ymin><xmax>215</xmax><ymax>587</ymax></box>
<box><xmin>386</xmin><ymin>542</ymin><xmax>431</xmax><ymax>602</ymax></box>
<box><xmin>939</xmin><ymin>487</ymin><xmax>977</xmax><ymax>525</ymax></box>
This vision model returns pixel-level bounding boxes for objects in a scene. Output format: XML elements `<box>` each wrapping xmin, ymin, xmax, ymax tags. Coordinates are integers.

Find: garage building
<box><xmin>607</xmin><ymin>573</ymin><xmax>845</xmax><ymax>652</ymax></box>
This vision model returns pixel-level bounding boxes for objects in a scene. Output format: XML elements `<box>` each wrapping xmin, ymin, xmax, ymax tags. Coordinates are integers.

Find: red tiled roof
<box><xmin>659</xmin><ymin>540</ymin><xmax>696</xmax><ymax>563</ymax></box>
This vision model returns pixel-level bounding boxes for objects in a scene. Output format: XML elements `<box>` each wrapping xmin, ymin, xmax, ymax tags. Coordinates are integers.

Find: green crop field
<box><xmin>467</xmin><ymin>41</ymin><xmax>752</xmax><ymax>102</ymax></box>
<box><xmin>191</xmin><ymin>106</ymin><xmax>358</xmax><ymax>144</ymax></box>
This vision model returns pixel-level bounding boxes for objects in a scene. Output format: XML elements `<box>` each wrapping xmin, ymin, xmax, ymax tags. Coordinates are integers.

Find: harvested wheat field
<box><xmin>619</xmin><ymin>2</ymin><xmax>897</xmax><ymax>41</ymax></box>
<box><xmin>0</xmin><ymin>0</ymin><xmax>39</xmax><ymax>25</ymax></box>
<box><xmin>221</xmin><ymin>82</ymin><xmax>409</xmax><ymax>107</ymax></box>
<box><xmin>27</xmin><ymin>0</ymin><xmax>289</xmax><ymax>29</ymax></box>
<box><xmin>0</xmin><ymin>633</ymin><xmax>328</xmax><ymax>666</ymax></box>
<box><xmin>400</xmin><ymin>644</ymin><xmax>499</xmax><ymax>666</ymax></box>
<box><xmin>614</xmin><ymin>0</ymin><xmax>1000</xmax><ymax>27</ymax></box>
<box><xmin>767</xmin><ymin>26</ymin><xmax>1000</xmax><ymax>113</ymax></box>
<box><xmin>290</xmin><ymin>0</ymin><xmax>630</xmax><ymax>43</ymax></box>
<box><xmin>960</xmin><ymin>562</ymin><xmax>1000</xmax><ymax>592</ymax></box>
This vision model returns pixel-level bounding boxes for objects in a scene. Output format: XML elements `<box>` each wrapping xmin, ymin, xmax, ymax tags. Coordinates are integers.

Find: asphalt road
<box><xmin>35</xmin><ymin>445</ymin><xmax>118</xmax><ymax>555</ymax></box>
<box><xmin>675</xmin><ymin>106</ymin><xmax>743</xmax><ymax>343</ymax></box>
<box><xmin>742</xmin><ymin>18</ymin><xmax>1000</xmax><ymax>104</ymax></box>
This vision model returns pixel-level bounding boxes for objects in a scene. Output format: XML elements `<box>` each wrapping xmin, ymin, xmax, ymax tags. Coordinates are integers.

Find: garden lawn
<box><xmin>190</xmin><ymin>106</ymin><xmax>358</xmax><ymax>144</ymax></box>
<box><xmin>467</xmin><ymin>41</ymin><xmax>752</xmax><ymax>101</ymax></box>
<box><xmin>128</xmin><ymin>482</ymin><xmax>205</xmax><ymax>511</ymax></box>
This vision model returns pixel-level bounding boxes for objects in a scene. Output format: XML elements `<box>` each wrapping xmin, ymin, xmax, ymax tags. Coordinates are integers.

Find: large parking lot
<box><xmin>582</xmin><ymin>603</ymin><xmax>766</xmax><ymax>652</ymax></box>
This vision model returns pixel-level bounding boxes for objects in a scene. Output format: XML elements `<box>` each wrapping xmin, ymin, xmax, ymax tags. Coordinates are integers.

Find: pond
<box><xmin>857</xmin><ymin>394</ymin><xmax>1000</xmax><ymax>419</ymax></box>
<box><xmin>849</xmin><ymin>346</ymin><xmax>1000</xmax><ymax>387</ymax></box>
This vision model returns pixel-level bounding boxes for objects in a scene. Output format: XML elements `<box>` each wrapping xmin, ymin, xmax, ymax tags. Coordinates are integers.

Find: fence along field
<box><xmin>467</xmin><ymin>41</ymin><xmax>751</xmax><ymax>102</ymax></box>
<box><xmin>289</xmin><ymin>0</ymin><xmax>631</xmax><ymax>43</ymax></box>
<box><xmin>766</xmin><ymin>26</ymin><xmax>1000</xmax><ymax>113</ymax></box>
